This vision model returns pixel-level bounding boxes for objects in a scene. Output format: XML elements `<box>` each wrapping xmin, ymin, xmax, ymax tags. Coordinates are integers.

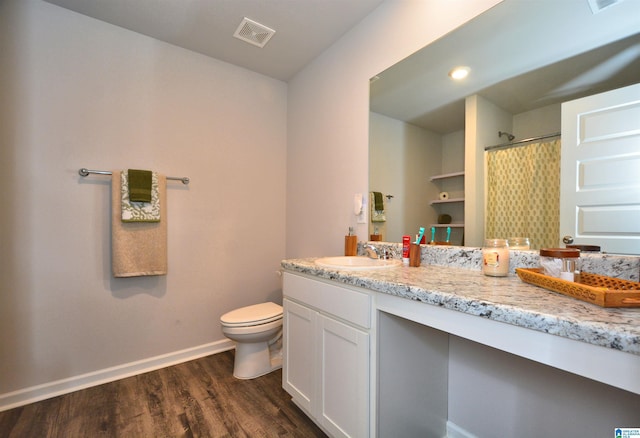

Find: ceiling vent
<box><xmin>587</xmin><ymin>0</ymin><xmax>624</xmax><ymax>14</ymax></box>
<box><xmin>233</xmin><ymin>17</ymin><xmax>276</xmax><ymax>48</ymax></box>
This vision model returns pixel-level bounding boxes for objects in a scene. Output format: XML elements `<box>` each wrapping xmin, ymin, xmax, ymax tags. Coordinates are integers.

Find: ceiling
<box><xmin>44</xmin><ymin>0</ymin><xmax>385</xmax><ymax>82</ymax></box>
<box><xmin>43</xmin><ymin>0</ymin><xmax>640</xmax><ymax>132</ymax></box>
<box><xmin>369</xmin><ymin>0</ymin><xmax>640</xmax><ymax>134</ymax></box>
<box><xmin>402</xmin><ymin>34</ymin><xmax>640</xmax><ymax>134</ymax></box>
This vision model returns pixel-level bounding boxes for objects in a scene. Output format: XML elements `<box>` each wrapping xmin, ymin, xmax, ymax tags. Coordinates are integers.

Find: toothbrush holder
<box><xmin>409</xmin><ymin>243</ymin><xmax>421</xmax><ymax>267</ymax></box>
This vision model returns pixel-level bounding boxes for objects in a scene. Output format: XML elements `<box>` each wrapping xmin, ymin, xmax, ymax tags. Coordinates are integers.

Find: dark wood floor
<box><xmin>0</xmin><ymin>350</ymin><xmax>327</xmax><ymax>437</ymax></box>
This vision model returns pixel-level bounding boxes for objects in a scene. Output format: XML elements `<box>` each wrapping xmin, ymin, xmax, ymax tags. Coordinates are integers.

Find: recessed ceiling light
<box><xmin>449</xmin><ymin>66</ymin><xmax>470</xmax><ymax>80</ymax></box>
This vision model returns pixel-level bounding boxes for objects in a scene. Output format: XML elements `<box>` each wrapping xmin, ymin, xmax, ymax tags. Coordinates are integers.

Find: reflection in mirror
<box><xmin>369</xmin><ymin>0</ymin><xmax>640</xmax><ymax>251</ymax></box>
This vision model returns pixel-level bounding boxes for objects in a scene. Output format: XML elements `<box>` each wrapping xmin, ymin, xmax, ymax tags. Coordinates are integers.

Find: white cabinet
<box><xmin>283</xmin><ymin>298</ymin><xmax>316</xmax><ymax>414</ymax></box>
<box><xmin>283</xmin><ymin>272</ymin><xmax>372</xmax><ymax>438</ymax></box>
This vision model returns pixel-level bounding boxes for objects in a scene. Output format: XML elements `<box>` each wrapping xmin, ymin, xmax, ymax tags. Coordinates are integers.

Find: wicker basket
<box><xmin>515</xmin><ymin>268</ymin><xmax>640</xmax><ymax>308</ymax></box>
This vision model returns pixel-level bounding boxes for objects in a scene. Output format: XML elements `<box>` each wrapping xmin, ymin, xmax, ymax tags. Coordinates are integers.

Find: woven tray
<box><xmin>515</xmin><ymin>268</ymin><xmax>640</xmax><ymax>308</ymax></box>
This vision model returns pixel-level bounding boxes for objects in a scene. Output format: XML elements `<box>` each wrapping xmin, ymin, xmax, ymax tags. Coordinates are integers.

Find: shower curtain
<box><xmin>485</xmin><ymin>139</ymin><xmax>560</xmax><ymax>250</ymax></box>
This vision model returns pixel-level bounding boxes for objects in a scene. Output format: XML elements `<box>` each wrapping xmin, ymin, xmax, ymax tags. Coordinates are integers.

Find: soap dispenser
<box><xmin>345</xmin><ymin>227</ymin><xmax>357</xmax><ymax>256</ymax></box>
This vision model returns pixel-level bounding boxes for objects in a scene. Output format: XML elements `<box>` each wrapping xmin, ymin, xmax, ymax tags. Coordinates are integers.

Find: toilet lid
<box><xmin>220</xmin><ymin>302</ymin><xmax>283</xmax><ymax>327</ymax></box>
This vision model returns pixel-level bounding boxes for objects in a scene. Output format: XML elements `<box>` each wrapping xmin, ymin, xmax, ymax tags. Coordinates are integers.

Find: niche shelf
<box><xmin>429</xmin><ymin>169</ymin><xmax>465</xmax><ymax>245</ymax></box>
<box><xmin>430</xmin><ymin>198</ymin><xmax>464</xmax><ymax>205</ymax></box>
<box><xmin>430</xmin><ymin>171</ymin><xmax>465</xmax><ymax>203</ymax></box>
<box><xmin>429</xmin><ymin>171</ymin><xmax>464</xmax><ymax>181</ymax></box>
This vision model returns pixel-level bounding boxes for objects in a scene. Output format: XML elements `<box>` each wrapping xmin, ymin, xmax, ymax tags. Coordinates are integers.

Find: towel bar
<box><xmin>79</xmin><ymin>168</ymin><xmax>190</xmax><ymax>185</ymax></box>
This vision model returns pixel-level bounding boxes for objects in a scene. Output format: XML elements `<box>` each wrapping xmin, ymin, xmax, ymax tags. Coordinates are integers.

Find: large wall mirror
<box><xmin>369</xmin><ymin>0</ymin><xmax>639</xmax><ymax>252</ymax></box>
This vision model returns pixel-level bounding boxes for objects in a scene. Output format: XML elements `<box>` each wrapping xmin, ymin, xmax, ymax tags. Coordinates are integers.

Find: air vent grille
<box><xmin>233</xmin><ymin>17</ymin><xmax>275</xmax><ymax>48</ymax></box>
<box><xmin>587</xmin><ymin>0</ymin><xmax>624</xmax><ymax>14</ymax></box>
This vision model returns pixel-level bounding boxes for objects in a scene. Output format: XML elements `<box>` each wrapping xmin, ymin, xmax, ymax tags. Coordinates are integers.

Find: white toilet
<box><xmin>220</xmin><ymin>302</ymin><xmax>283</xmax><ymax>379</ymax></box>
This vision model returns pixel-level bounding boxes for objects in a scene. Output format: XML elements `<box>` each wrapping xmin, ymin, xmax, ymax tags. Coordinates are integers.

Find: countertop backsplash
<box><xmin>359</xmin><ymin>242</ymin><xmax>639</xmax><ymax>281</ymax></box>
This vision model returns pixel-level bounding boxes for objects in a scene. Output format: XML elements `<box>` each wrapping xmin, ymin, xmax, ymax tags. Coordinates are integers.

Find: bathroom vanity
<box><xmin>281</xmin><ymin>250</ymin><xmax>640</xmax><ymax>438</ymax></box>
<box><xmin>283</xmin><ymin>272</ymin><xmax>372</xmax><ymax>437</ymax></box>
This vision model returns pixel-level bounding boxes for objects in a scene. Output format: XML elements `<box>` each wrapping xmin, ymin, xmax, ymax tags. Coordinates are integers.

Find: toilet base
<box><xmin>233</xmin><ymin>339</ymin><xmax>282</xmax><ymax>380</ymax></box>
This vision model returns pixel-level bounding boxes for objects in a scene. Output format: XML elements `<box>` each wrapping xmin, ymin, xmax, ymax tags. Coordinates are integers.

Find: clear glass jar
<box><xmin>483</xmin><ymin>239</ymin><xmax>509</xmax><ymax>277</ymax></box>
<box><xmin>507</xmin><ymin>237</ymin><xmax>530</xmax><ymax>250</ymax></box>
<box><xmin>539</xmin><ymin>248</ymin><xmax>580</xmax><ymax>281</ymax></box>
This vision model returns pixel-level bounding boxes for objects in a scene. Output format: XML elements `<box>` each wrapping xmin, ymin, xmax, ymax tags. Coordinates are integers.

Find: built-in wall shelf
<box><xmin>424</xmin><ymin>132</ymin><xmax>465</xmax><ymax>245</ymax></box>
<box><xmin>430</xmin><ymin>171</ymin><xmax>464</xmax><ymax>182</ymax></box>
<box><xmin>430</xmin><ymin>198</ymin><xmax>464</xmax><ymax>205</ymax></box>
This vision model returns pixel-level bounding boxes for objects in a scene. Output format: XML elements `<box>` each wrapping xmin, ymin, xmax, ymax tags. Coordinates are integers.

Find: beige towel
<box><xmin>112</xmin><ymin>171</ymin><xmax>167</xmax><ymax>277</ymax></box>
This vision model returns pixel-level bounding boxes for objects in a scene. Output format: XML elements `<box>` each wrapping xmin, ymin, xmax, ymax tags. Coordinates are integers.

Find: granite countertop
<box><xmin>281</xmin><ymin>257</ymin><xmax>640</xmax><ymax>356</ymax></box>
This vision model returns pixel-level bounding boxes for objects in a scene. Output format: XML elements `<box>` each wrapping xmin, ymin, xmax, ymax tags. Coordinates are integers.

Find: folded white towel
<box><xmin>121</xmin><ymin>171</ymin><xmax>160</xmax><ymax>222</ymax></box>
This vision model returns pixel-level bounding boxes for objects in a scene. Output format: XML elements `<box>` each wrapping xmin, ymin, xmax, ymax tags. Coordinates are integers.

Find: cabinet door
<box><xmin>283</xmin><ymin>298</ymin><xmax>317</xmax><ymax>414</ymax></box>
<box><xmin>318</xmin><ymin>314</ymin><xmax>369</xmax><ymax>438</ymax></box>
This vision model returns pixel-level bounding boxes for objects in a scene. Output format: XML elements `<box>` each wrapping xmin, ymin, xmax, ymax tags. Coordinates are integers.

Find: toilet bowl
<box><xmin>220</xmin><ymin>302</ymin><xmax>283</xmax><ymax>379</ymax></box>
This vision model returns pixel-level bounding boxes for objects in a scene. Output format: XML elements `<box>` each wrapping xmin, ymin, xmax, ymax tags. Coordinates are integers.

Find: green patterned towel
<box><xmin>121</xmin><ymin>171</ymin><xmax>160</xmax><ymax>222</ymax></box>
<box><xmin>370</xmin><ymin>192</ymin><xmax>386</xmax><ymax>223</ymax></box>
<box><xmin>128</xmin><ymin>169</ymin><xmax>152</xmax><ymax>202</ymax></box>
<box><xmin>373</xmin><ymin>191</ymin><xmax>384</xmax><ymax>211</ymax></box>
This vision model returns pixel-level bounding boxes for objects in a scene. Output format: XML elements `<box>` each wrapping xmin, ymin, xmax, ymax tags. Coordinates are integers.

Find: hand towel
<box><xmin>112</xmin><ymin>171</ymin><xmax>168</xmax><ymax>277</ymax></box>
<box><xmin>370</xmin><ymin>192</ymin><xmax>386</xmax><ymax>223</ymax></box>
<box><xmin>128</xmin><ymin>169</ymin><xmax>152</xmax><ymax>202</ymax></box>
<box><xmin>121</xmin><ymin>171</ymin><xmax>160</xmax><ymax>222</ymax></box>
<box><xmin>373</xmin><ymin>191</ymin><xmax>384</xmax><ymax>211</ymax></box>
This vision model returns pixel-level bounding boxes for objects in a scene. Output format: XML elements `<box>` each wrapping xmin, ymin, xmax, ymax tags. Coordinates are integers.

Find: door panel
<box><xmin>319</xmin><ymin>314</ymin><xmax>369</xmax><ymax>438</ymax></box>
<box><xmin>283</xmin><ymin>298</ymin><xmax>316</xmax><ymax>413</ymax></box>
<box><xmin>560</xmin><ymin>83</ymin><xmax>640</xmax><ymax>254</ymax></box>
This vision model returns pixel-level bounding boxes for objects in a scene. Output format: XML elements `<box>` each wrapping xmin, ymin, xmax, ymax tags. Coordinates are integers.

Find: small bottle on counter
<box><xmin>539</xmin><ymin>248</ymin><xmax>580</xmax><ymax>281</ymax></box>
<box><xmin>482</xmin><ymin>239</ymin><xmax>509</xmax><ymax>277</ymax></box>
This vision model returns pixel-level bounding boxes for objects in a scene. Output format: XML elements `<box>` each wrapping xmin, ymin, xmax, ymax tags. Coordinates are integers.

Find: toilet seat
<box><xmin>220</xmin><ymin>302</ymin><xmax>283</xmax><ymax>328</ymax></box>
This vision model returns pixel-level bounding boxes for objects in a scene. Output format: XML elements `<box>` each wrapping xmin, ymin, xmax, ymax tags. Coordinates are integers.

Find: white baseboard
<box><xmin>447</xmin><ymin>420</ymin><xmax>479</xmax><ymax>438</ymax></box>
<box><xmin>0</xmin><ymin>339</ymin><xmax>234</xmax><ymax>412</ymax></box>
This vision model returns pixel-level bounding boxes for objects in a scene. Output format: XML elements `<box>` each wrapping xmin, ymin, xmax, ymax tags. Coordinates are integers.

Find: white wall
<box><xmin>441</xmin><ymin>130</ymin><xmax>465</xmax><ymax>175</ymax></box>
<box><xmin>440</xmin><ymin>130</ymin><xmax>465</xmax><ymax>245</ymax></box>
<box><xmin>464</xmin><ymin>94</ymin><xmax>513</xmax><ymax>246</ymax></box>
<box><xmin>0</xmin><ymin>0</ymin><xmax>286</xmax><ymax>408</ymax></box>
<box><xmin>369</xmin><ymin>112</ymin><xmax>441</xmax><ymax>242</ymax></box>
<box><xmin>286</xmin><ymin>0</ymin><xmax>502</xmax><ymax>258</ymax></box>
<box><xmin>513</xmin><ymin>103</ymin><xmax>561</xmax><ymax>139</ymax></box>
<box><xmin>448</xmin><ymin>336</ymin><xmax>640</xmax><ymax>437</ymax></box>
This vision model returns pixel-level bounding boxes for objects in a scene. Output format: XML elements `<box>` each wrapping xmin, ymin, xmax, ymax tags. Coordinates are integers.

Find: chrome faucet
<box><xmin>364</xmin><ymin>244</ymin><xmax>380</xmax><ymax>259</ymax></box>
<box><xmin>365</xmin><ymin>244</ymin><xmax>390</xmax><ymax>259</ymax></box>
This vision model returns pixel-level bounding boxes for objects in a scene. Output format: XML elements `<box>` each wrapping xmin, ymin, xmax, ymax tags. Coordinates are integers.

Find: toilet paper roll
<box><xmin>439</xmin><ymin>191</ymin><xmax>449</xmax><ymax>200</ymax></box>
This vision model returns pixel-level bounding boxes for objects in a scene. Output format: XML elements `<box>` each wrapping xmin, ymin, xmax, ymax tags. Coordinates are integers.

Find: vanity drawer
<box><xmin>283</xmin><ymin>272</ymin><xmax>372</xmax><ymax>329</ymax></box>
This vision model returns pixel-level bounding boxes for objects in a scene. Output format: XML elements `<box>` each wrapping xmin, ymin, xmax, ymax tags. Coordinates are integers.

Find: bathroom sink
<box><xmin>315</xmin><ymin>256</ymin><xmax>402</xmax><ymax>270</ymax></box>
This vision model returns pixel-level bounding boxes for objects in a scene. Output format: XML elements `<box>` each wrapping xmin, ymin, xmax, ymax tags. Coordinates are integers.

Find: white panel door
<box><xmin>560</xmin><ymin>83</ymin><xmax>640</xmax><ymax>254</ymax></box>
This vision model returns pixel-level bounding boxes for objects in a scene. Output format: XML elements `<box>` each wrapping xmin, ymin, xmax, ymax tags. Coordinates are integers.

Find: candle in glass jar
<box><xmin>482</xmin><ymin>239</ymin><xmax>509</xmax><ymax>277</ymax></box>
<box><xmin>507</xmin><ymin>237</ymin><xmax>530</xmax><ymax>250</ymax></box>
